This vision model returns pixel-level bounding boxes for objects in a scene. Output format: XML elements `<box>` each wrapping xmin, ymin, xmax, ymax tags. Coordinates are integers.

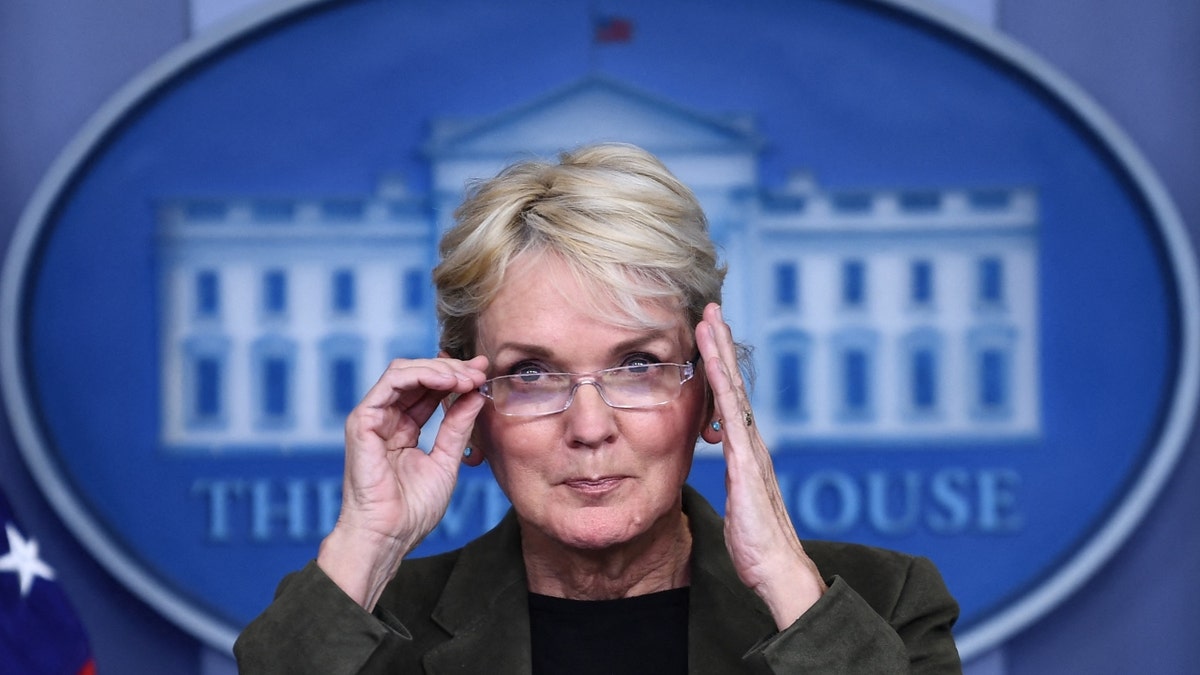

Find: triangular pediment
<box><xmin>425</xmin><ymin>76</ymin><xmax>763</xmax><ymax>157</ymax></box>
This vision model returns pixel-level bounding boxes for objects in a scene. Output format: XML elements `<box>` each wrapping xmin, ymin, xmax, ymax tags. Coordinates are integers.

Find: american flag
<box><xmin>1</xmin><ymin>486</ymin><xmax>94</xmax><ymax>675</ymax></box>
<box><xmin>593</xmin><ymin>15</ymin><xmax>634</xmax><ymax>44</ymax></box>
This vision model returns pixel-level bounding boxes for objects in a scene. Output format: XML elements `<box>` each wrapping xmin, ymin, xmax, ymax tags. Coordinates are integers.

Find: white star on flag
<box><xmin>1</xmin><ymin>522</ymin><xmax>56</xmax><ymax>598</ymax></box>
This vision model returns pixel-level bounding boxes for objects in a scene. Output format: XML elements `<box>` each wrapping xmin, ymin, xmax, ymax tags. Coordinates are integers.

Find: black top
<box><xmin>529</xmin><ymin>587</ymin><xmax>689</xmax><ymax>675</ymax></box>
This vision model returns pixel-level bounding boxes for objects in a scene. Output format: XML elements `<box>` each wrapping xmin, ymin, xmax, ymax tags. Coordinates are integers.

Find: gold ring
<box><xmin>742</xmin><ymin>410</ymin><xmax>754</xmax><ymax>427</ymax></box>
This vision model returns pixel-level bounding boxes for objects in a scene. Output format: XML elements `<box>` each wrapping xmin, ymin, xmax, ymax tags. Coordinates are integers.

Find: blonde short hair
<box><xmin>433</xmin><ymin>143</ymin><xmax>725</xmax><ymax>359</ymax></box>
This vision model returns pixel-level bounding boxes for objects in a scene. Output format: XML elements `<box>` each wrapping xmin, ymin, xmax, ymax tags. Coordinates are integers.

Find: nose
<box><xmin>562</xmin><ymin>381</ymin><xmax>618</xmax><ymax>448</ymax></box>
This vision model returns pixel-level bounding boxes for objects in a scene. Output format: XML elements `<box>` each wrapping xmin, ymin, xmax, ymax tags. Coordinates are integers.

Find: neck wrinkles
<box><xmin>520</xmin><ymin>511</ymin><xmax>692</xmax><ymax>600</ymax></box>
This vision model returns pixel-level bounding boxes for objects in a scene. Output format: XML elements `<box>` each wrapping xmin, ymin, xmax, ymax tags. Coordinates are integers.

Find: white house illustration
<box><xmin>157</xmin><ymin>76</ymin><xmax>1039</xmax><ymax>453</ymax></box>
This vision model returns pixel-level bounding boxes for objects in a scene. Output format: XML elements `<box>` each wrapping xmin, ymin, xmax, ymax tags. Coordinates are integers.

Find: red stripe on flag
<box><xmin>594</xmin><ymin>16</ymin><xmax>633</xmax><ymax>44</ymax></box>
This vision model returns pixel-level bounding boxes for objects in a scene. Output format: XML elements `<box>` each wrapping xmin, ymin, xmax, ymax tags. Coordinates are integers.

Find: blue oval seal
<box><xmin>2</xmin><ymin>0</ymin><xmax>1195</xmax><ymax>658</ymax></box>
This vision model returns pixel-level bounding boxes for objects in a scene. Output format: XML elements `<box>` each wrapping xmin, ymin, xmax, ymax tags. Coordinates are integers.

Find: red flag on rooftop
<box><xmin>593</xmin><ymin>15</ymin><xmax>634</xmax><ymax>44</ymax></box>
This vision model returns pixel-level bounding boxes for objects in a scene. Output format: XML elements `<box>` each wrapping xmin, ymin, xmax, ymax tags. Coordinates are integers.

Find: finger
<box><xmin>408</xmin><ymin>355</ymin><xmax>489</xmax><ymax>426</ymax></box>
<box><xmin>702</xmin><ymin>303</ymin><xmax>747</xmax><ymax>392</ymax></box>
<box><xmin>696</xmin><ymin>312</ymin><xmax>765</xmax><ymax>472</ymax></box>
<box><xmin>367</xmin><ymin>358</ymin><xmax>486</xmax><ymax>414</ymax></box>
<box><xmin>428</xmin><ymin>391</ymin><xmax>487</xmax><ymax>469</ymax></box>
<box><xmin>697</xmin><ymin>315</ymin><xmax>749</xmax><ymax>433</ymax></box>
<box><xmin>352</xmin><ymin>383</ymin><xmax>450</xmax><ymax>447</ymax></box>
<box><xmin>366</xmin><ymin>357</ymin><xmax>488</xmax><ymax>405</ymax></box>
<box><xmin>347</xmin><ymin>357</ymin><xmax>486</xmax><ymax>444</ymax></box>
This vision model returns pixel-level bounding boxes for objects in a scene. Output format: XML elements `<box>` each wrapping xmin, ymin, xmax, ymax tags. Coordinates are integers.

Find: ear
<box><xmin>461</xmin><ymin>444</ymin><xmax>487</xmax><ymax>467</ymax></box>
<box><xmin>700</xmin><ymin>418</ymin><xmax>723</xmax><ymax>444</ymax></box>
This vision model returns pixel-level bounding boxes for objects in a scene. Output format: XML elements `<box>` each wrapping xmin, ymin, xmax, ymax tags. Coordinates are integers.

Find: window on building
<box><xmin>901</xmin><ymin>329</ymin><xmax>942</xmax><ymax>419</ymax></box>
<box><xmin>262</xmin><ymin>356</ymin><xmax>289</xmax><ymax>418</ymax></box>
<box><xmin>831</xmin><ymin>192</ymin><xmax>872</xmax><ymax>212</ymax></box>
<box><xmin>194</xmin><ymin>356</ymin><xmax>222</xmax><ymax>420</ymax></box>
<box><xmin>843</xmin><ymin>349</ymin><xmax>869</xmax><ymax>413</ymax></box>
<box><xmin>196</xmin><ymin>270</ymin><xmax>220</xmax><ymax>318</ymax></box>
<box><xmin>321</xmin><ymin>199</ymin><xmax>365</xmax><ymax>220</ymax></box>
<box><xmin>910</xmin><ymin>260</ymin><xmax>933</xmax><ymax>306</ymax></box>
<box><xmin>842</xmin><ymin>260</ymin><xmax>866</xmax><ymax>308</ymax></box>
<box><xmin>978</xmin><ymin>348</ymin><xmax>1009</xmax><ymax>411</ymax></box>
<box><xmin>969</xmin><ymin>190</ymin><xmax>1011</xmax><ymax>210</ymax></box>
<box><xmin>774</xmin><ymin>262</ymin><xmax>799</xmax><ymax>310</ymax></box>
<box><xmin>331</xmin><ymin>357</ymin><xmax>358</xmax><ymax>417</ymax></box>
<box><xmin>332</xmin><ymin>269</ymin><xmax>356</xmax><ymax>314</ymax></box>
<box><xmin>833</xmin><ymin>330</ymin><xmax>877</xmax><ymax>422</ymax></box>
<box><xmin>185</xmin><ymin>201</ymin><xmax>226</xmax><ymax>221</ymax></box>
<box><xmin>978</xmin><ymin>256</ymin><xmax>1005</xmax><ymax>306</ymax></box>
<box><xmin>263</xmin><ymin>269</ymin><xmax>287</xmax><ymax>315</ymax></box>
<box><xmin>252</xmin><ymin>200</ymin><xmax>295</xmax><ymax>222</ymax></box>
<box><xmin>771</xmin><ymin>331</ymin><xmax>811</xmax><ymax>421</ymax></box>
<box><xmin>968</xmin><ymin>326</ymin><xmax>1016</xmax><ymax>421</ymax></box>
<box><xmin>402</xmin><ymin>268</ymin><xmax>426</xmax><ymax>312</ymax></box>
<box><xmin>911</xmin><ymin>348</ymin><xmax>938</xmax><ymax>411</ymax></box>
<box><xmin>184</xmin><ymin>335</ymin><xmax>230</xmax><ymax>430</ymax></box>
<box><xmin>253</xmin><ymin>336</ymin><xmax>296</xmax><ymax>426</ymax></box>
<box><xmin>321</xmin><ymin>335</ymin><xmax>364</xmax><ymax>427</ymax></box>
<box><xmin>899</xmin><ymin>191</ymin><xmax>941</xmax><ymax>212</ymax></box>
<box><xmin>321</xmin><ymin>331</ymin><xmax>362</xmax><ymax>422</ymax></box>
<box><xmin>776</xmin><ymin>351</ymin><xmax>805</xmax><ymax>416</ymax></box>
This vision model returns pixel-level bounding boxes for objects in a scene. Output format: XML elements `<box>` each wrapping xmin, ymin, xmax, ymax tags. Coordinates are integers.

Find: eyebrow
<box><xmin>490</xmin><ymin>330</ymin><xmax>680</xmax><ymax>363</ymax></box>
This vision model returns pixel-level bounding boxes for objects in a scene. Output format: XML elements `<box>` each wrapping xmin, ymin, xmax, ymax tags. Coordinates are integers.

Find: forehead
<box><xmin>477</xmin><ymin>252</ymin><xmax>690</xmax><ymax>352</ymax></box>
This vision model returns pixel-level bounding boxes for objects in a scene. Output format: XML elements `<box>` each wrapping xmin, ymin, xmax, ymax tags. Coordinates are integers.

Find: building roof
<box><xmin>424</xmin><ymin>75</ymin><xmax>764</xmax><ymax>158</ymax></box>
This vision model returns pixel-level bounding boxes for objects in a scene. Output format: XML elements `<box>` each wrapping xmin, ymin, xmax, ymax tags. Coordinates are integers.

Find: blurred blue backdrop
<box><xmin>1</xmin><ymin>1</ymin><xmax>1197</xmax><ymax>673</ymax></box>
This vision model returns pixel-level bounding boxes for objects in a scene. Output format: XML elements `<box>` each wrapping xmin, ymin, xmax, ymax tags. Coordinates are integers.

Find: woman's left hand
<box><xmin>696</xmin><ymin>302</ymin><xmax>827</xmax><ymax>630</ymax></box>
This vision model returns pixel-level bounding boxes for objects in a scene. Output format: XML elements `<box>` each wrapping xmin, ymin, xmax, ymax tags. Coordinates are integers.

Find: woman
<box><xmin>235</xmin><ymin>144</ymin><xmax>962</xmax><ymax>673</ymax></box>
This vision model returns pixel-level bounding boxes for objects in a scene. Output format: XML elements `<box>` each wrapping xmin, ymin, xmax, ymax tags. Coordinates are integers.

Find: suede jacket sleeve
<box><xmin>234</xmin><ymin>561</ymin><xmax>419</xmax><ymax>675</ymax></box>
<box><xmin>743</xmin><ymin>548</ymin><xmax>962</xmax><ymax>674</ymax></box>
<box><xmin>236</xmin><ymin>494</ymin><xmax>962</xmax><ymax>674</ymax></box>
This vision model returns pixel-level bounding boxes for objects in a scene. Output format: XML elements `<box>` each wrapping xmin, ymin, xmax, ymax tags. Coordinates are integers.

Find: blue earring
<box><xmin>711</xmin><ymin>420</ymin><xmax>722</xmax><ymax>432</ymax></box>
<box><xmin>463</xmin><ymin>447</ymin><xmax>473</xmax><ymax>458</ymax></box>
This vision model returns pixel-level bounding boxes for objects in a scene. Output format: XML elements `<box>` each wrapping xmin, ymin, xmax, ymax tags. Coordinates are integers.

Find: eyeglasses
<box><xmin>479</xmin><ymin>361</ymin><xmax>696</xmax><ymax>417</ymax></box>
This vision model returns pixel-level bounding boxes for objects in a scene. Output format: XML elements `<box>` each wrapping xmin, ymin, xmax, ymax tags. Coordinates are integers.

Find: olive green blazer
<box><xmin>236</xmin><ymin>485</ymin><xmax>962</xmax><ymax>674</ymax></box>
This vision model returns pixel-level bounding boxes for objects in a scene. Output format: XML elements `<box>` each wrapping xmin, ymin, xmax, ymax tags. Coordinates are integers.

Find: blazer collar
<box><xmin>683</xmin><ymin>486</ymin><xmax>777</xmax><ymax>673</ymax></box>
<box><xmin>422</xmin><ymin>485</ymin><xmax>774</xmax><ymax>674</ymax></box>
<box><xmin>423</xmin><ymin>510</ymin><xmax>532</xmax><ymax>674</ymax></box>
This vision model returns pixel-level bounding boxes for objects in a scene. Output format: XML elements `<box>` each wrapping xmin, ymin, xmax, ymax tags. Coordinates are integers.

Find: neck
<box><xmin>521</xmin><ymin>511</ymin><xmax>692</xmax><ymax>600</ymax></box>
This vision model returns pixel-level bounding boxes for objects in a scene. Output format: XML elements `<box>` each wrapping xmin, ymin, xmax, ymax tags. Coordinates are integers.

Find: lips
<box><xmin>562</xmin><ymin>476</ymin><xmax>626</xmax><ymax>495</ymax></box>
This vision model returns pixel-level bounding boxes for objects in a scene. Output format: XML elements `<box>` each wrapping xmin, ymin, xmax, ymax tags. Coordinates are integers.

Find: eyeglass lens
<box><xmin>482</xmin><ymin>363</ymin><xmax>693</xmax><ymax>416</ymax></box>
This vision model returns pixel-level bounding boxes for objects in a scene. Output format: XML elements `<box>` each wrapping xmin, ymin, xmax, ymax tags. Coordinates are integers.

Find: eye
<box><xmin>509</xmin><ymin>361</ymin><xmax>549</xmax><ymax>383</ymax></box>
<box><xmin>621</xmin><ymin>352</ymin><xmax>661</xmax><ymax>373</ymax></box>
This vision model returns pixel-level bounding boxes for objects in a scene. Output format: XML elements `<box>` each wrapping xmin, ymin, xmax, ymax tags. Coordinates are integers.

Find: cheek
<box><xmin>476</xmin><ymin>413</ymin><xmax>558</xmax><ymax>474</ymax></box>
<box><xmin>470</xmin><ymin>408</ymin><xmax>498</xmax><ymax>454</ymax></box>
<box><xmin>633</xmin><ymin>406</ymin><xmax>704</xmax><ymax>470</ymax></box>
<box><xmin>647</xmin><ymin>414</ymin><xmax>697</xmax><ymax>451</ymax></box>
<box><xmin>673</xmin><ymin>385</ymin><xmax>710</xmax><ymax>439</ymax></box>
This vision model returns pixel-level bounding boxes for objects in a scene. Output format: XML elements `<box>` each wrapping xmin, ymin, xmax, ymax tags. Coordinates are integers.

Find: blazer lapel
<box><xmin>422</xmin><ymin>511</ymin><xmax>534</xmax><ymax>675</ymax></box>
<box><xmin>683</xmin><ymin>487</ymin><xmax>777</xmax><ymax>674</ymax></box>
<box><xmin>419</xmin><ymin>487</ymin><xmax>772</xmax><ymax>674</ymax></box>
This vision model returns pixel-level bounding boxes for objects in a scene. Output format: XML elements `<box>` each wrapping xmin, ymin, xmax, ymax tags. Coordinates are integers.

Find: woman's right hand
<box><xmin>316</xmin><ymin>355</ymin><xmax>489</xmax><ymax>610</ymax></box>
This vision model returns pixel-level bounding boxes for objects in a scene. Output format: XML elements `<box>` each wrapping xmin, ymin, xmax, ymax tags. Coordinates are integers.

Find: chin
<box><xmin>548</xmin><ymin>507</ymin><xmax>648</xmax><ymax>551</ymax></box>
